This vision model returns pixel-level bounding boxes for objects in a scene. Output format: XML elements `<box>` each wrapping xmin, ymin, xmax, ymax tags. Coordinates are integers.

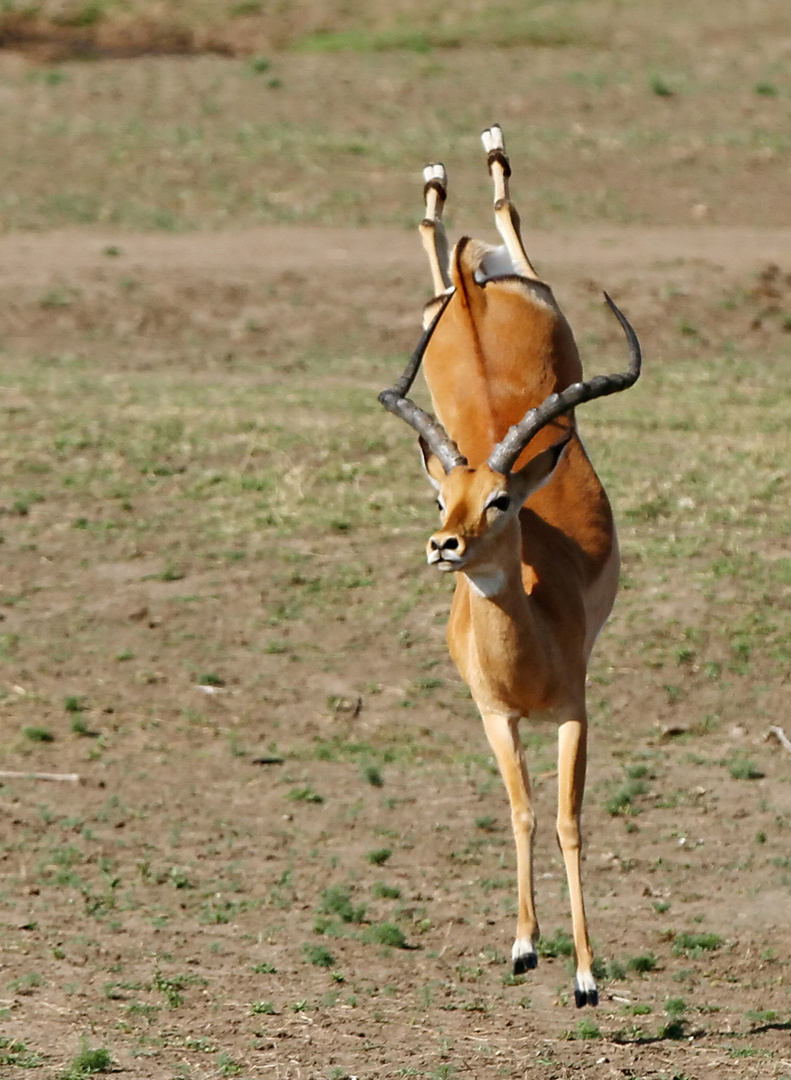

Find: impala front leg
<box><xmin>557</xmin><ymin>715</ymin><xmax>597</xmax><ymax>1007</ymax></box>
<box><xmin>480</xmin><ymin>710</ymin><xmax>539</xmax><ymax>973</ymax></box>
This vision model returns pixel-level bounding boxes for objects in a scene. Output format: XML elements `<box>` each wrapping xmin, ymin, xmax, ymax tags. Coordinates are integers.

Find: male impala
<box><xmin>379</xmin><ymin>126</ymin><xmax>641</xmax><ymax>1007</ymax></box>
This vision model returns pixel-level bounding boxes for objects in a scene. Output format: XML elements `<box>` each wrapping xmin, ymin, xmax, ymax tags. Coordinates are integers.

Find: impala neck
<box><xmin>458</xmin><ymin>518</ymin><xmax>557</xmax><ymax>705</ymax></box>
<box><xmin>462</xmin><ymin>518</ymin><xmax>528</xmax><ymax>609</ymax></box>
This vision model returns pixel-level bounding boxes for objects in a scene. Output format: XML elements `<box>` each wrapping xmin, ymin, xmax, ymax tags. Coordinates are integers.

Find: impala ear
<box><xmin>512</xmin><ymin>434</ymin><xmax>571</xmax><ymax>504</ymax></box>
<box><xmin>418</xmin><ymin>436</ymin><xmax>445</xmax><ymax>492</ymax></box>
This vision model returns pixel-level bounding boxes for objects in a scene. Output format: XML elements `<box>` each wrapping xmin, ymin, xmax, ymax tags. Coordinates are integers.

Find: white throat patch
<box><xmin>465</xmin><ymin>568</ymin><xmax>506</xmax><ymax>599</ymax></box>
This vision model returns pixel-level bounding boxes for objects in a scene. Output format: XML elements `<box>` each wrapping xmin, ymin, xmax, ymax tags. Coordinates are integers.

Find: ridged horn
<box><xmin>486</xmin><ymin>293</ymin><xmax>641</xmax><ymax>475</ymax></box>
<box><xmin>378</xmin><ymin>296</ymin><xmax>468</xmax><ymax>475</ymax></box>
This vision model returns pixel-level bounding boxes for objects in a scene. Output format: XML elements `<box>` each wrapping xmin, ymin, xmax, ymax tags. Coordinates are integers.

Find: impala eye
<box><xmin>489</xmin><ymin>494</ymin><xmax>511</xmax><ymax>512</ymax></box>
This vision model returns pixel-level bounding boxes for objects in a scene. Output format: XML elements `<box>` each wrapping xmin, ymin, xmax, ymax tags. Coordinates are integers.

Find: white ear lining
<box><xmin>513</xmin><ymin>440</ymin><xmax>570</xmax><ymax>505</ymax></box>
<box><xmin>417</xmin><ymin>439</ymin><xmax>443</xmax><ymax>493</ymax></box>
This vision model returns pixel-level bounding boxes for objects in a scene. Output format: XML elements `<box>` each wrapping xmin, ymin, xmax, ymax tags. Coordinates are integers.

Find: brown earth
<box><xmin>0</xmin><ymin>4</ymin><xmax>790</xmax><ymax>1073</ymax></box>
<box><xmin>0</xmin><ymin>220</ymin><xmax>790</xmax><ymax>1079</ymax></box>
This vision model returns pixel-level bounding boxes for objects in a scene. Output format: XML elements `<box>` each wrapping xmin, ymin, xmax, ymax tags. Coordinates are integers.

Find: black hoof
<box><xmin>513</xmin><ymin>952</ymin><xmax>537</xmax><ymax>975</ymax></box>
<box><xmin>574</xmin><ymin>987</ymin><xmax>599</xmax><ymax>1008</ymax></box>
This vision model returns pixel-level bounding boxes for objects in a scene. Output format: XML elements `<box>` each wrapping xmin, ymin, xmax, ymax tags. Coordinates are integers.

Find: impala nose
<box><xmin>427</xmin><ymin>533</ymin><xmax>465</xmax><ymax>567</ymax></box>
<box><xmin>430</xmin><ymin>536</ymin><xmax>458</xmax><ymax>552</ymax></box>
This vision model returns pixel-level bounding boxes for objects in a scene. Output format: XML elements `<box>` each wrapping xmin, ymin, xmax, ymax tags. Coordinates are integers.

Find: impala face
<box><xmin>421</xmin><ymin>440</ymin><xmax>569</xmax><ymax>574</ymax></box>
<box><xmin>426</xmin><ymin>466</ymin><xmax>519</xmax><ymax>572</ymax></box>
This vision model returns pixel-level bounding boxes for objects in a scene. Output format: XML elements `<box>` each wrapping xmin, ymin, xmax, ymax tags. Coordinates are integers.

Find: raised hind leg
<box><xmin>418</xmin><ymin>163</ymin><xmax>452</xmax><ymax>297</ymax></box>
<box><xmin>481</xmin><ymin>124</ymin><xmax>541</xmax><ymax>282</ymax></box>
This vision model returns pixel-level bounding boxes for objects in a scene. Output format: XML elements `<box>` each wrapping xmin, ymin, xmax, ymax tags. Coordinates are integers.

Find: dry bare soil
<box><xmin>1</xmin><ymin>5</ymin><xmax>791</xmax><ymax>1078</ymax></box>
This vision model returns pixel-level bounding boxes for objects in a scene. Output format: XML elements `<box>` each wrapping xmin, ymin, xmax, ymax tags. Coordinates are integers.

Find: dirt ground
<box><xmin>1</xmin><ymin>10</ymin><xmax>791</xmax><ymax>1079</ymax></box>
<box><xmin>1</xmin><ymin>220</ymin><xmax>789</xmax><ymax>1079</ymax></box>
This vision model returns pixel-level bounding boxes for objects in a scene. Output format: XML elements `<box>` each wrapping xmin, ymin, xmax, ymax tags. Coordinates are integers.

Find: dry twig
<box><xmin>766</xmin><ymin>726</ymin><xmax>791</xmax><ymax>757</ymax></box>
<box><xmin>0</xmin><ymin>770</ymin><xmax>81</xmax><ymax>783</ymax></box>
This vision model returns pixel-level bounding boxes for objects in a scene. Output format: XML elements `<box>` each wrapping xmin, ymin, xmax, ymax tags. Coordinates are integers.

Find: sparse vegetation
<box><xmin>727</xmin><ymin>756</ymin><xmax>764</xmax><ymax>780</ymax></box>
<box><xmin>366</xmin><ymin>848</ymin><xmax>392</xmax><ymax>866</ymax></box>
<box><xmin>672</xmin><ymin>932</ymin><xmax>723</xmax><ymax>957</ymax></box>
<box><xmin>59</xmin><ymin>1043</ymin><xmax>112</xmax><ymax>1078</ymax></box>
<box><xmin>603</xmin><ymin>777</ymin><xmax>648</xmax><ymax>816</ymax></box>
<box><xmin>363</xmin><ymin>923</ymin><xmax>407</xmax><ymax>948</ymax></box>
<box><xmin>0</xmin><ymin>4</ymin><xmax>788</xmax><ymax>1073</ymax></box>
<box><xmin>537</xmin><ymin>929</ymin><xmax>574</xmax><ymax>958</ymax></box>
<box><xmin>23</xmin><ymin>726</ymin><xmax>54</xmax><ymax>742</ymax></box>
<box><xmin>318</xmin><ymin>886</ymin><xmax>366</xmax><ymax>924</ymax></box>
<box><xmin>302</xmin><ymin>943</ymin><xmax>336</xmax><ymax>968</ymax></box>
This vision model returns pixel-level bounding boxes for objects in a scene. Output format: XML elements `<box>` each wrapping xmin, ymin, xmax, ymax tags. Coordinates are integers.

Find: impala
<box><xmin>379</xmin><ymin>126</ymin><xmax>641</xmax><ymax>1007</ymax></box>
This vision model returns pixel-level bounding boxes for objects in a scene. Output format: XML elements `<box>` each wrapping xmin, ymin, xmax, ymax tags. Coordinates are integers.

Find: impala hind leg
<box><xmin>419</xmin><ymin>163</ymin><xmax>452</xmax><ymax>297</ymax></box>
<box><xmin>481</xmin><ymin>124</ymin><xmax>541</xmax><ymax>282</ymax></box>
<box><xmin>481</xmin><ymin>711</ymin><xmax>539</xmax><ymax>973</ymax></box>
<box><xmin>557</xmin><ymin>716</ymin><xmax>597</xmax><ymax>1007</ymax></box>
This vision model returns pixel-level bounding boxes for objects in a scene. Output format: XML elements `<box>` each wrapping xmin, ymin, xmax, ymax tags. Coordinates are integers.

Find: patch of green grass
<box><xmin>197</xmin><ymin>671</ymin><xmax>225</xmax><ymax>687</ymax></box>
<box><xmin>23</xmin><ymin>725</ymin><xmax>54</xmax><ymax>742</ymax></box>
<box><xmin>302</xmin><ymin>942</ymin><xmax>336</xmax><ymax>968</ymax></box>
<box><xmin>366</xmin><ymin>847</ymin><xmax>392</xmax><ymax>866</ymax></box>
<box><xmin>247</xmin><ymin>55</ymin><xmax>271</xmax><ymax>73</ymax></box>
<box><xmin>563</xmin><ymin>1017</ymin><xmax>601</xmax><ymax>1040</ymax></box>
<box><xmin>537</xmin><ymin>928</ymin><xmax>574</xmax><ymax>958</ymax></box>
<box><xmin>603</xmin><ymin>778</ymin><xmax>648</xmax><ymax>816</ymax></box>
<box><xmin>363</xmin><ymin>922</ymin><xmax>407</xmax><ymax>948</ymax></box>
<box><xmin>727</xmin><ymin>756</ymin><xmax>764</xmax><ymax>780</ymax></box>
<box><xmin>217</xmin><ymin>1052</ymin><xmax>244</xmax><ymax>1077</ymax></box>
<box><xmin>252</xmin><ymin>962</ymin><xmax>276</xmax><ymax>974</ymax></box>
<box><xmin>672</xmin><ymin>931</ymin><xmax>723</xmax><ymax>957</ymax></box>
<box><xmin>287</xmin><ymin>785</ymin><xmax>324</xmax><ymax>804</ymax></box>
<box><xmin>152</xmin><ymin>970</ymin><xmax>186</xmax><ymax>1008</ymax></box>
<box><xmin>600</xmin><ymin>957</ymin><xmax>626</xmax><ymax>981</ymax></box>
<box><xmin>627</xmin><ymin>952</ymin><xmax>658</xmax><ymax>974</ymax></box>
<box><xmin>292</xmin><ymin>11</ymin><xmax>589</xmax><ymax>55</ymax></box>
<box><xmin>623</xmin><ymin>763</ymin><xmax>652</xmax><ymax>780</ymax></box>
<box><xmin>649</xmin><ymin>74</ymin><xmax>674</xmax><ymax>96</ymax></box>
<box><xmin>664</xmin><ymin>996</ymin><xmax>687</xmax><ymax>1018</ymax></box>
<box><xmin>70</xmin><ymin>713</ymin><xmax>93</xmax><ymax>736</ymax></box>
<box><xmin>361</xmin><ymin>764</ymin><xmax>384</xmax><ymax>787</ymax></box>
<box><xmin>745</xmin><ymin>1008</ymin><xmax>779</xmax><ymax>1025</ymax></box>
<box><xmin>250</xmin><ymin>999</ymin><xmax>276</xmax><ymax>1014</ymax></box>
<box><xmin>318</xmin><ymin>886</ymin><xmax>366</xmax><ymax>924</ymax></box>
<box><xmin>157</xmin><ymin>562</ymin><xmax>185</xmax><ymax>581</ymax></box>
<box><xmin>0</xmin><ymin>1037</ymin><xmax>43</xmax><ymax>1067</ymax></box>
<box><xmin>371</xmin><ymin>881</ymin><xmax>401</xmax><ymax>899</ymax></box>
<box><xmin>59</xmin><ymin>1043</ymin><xmax>112</xmax><ymax>1078</ymax></box>
<box><xmin>9</xmin><ymin>971</ymin><xmax>45</xmax><ymax>994</ymax></box>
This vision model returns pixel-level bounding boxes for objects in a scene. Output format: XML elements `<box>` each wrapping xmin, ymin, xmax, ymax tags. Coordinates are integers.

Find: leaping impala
<box><xmin>379</xmin><ymin>125</ymin><xmax>641</xmax><ymax>1008</ymax></box>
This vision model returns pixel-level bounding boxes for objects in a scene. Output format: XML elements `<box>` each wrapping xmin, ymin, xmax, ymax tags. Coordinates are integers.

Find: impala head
<box><xmin>421</xmin><ymin>438</ymin><xmax>570</xmax><ymax>573</ymax></box>
<box><xmin>379</xmin><ymin>290</ymin><xmax>641</xmax><ymax>575</ymax></box>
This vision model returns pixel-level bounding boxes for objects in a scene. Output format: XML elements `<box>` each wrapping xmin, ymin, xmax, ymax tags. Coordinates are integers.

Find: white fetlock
<box><xmin>481</xmin><ymin>124</ymin><xmax>505</xmax><ymax>153</ymax></box>
<box><xmin>423</xmin><ymin>162</ymin><xmax>447</xmax><ymax>186</ymax></box>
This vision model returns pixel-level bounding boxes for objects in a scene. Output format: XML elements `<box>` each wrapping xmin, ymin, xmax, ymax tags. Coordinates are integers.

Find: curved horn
<box><xmin>487</xmin><ymin>292</ymin><xmax>641</xmax><ymax>475</ymax></box>
<box><xmin>379</xmin><ymin>296</ymin><xmax>468</xmax><ymax>474</ymax></box>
